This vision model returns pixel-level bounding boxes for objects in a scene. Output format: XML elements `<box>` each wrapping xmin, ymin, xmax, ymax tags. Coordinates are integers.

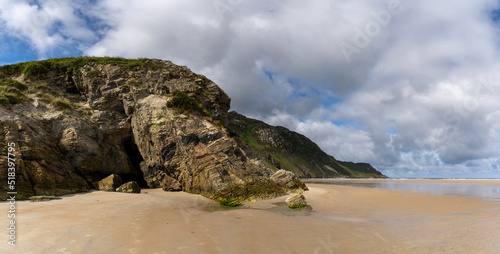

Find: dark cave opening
<box><xmin>123</xmin><ymin>137</ymin><xmax>149</xmax><ymax>188</ymax></box>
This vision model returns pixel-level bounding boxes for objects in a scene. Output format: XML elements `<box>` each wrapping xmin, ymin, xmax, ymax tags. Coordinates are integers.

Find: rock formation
<box><xmin>97</xmin><ymin>174</ymin><xmax>122</xmax><ymax>192</ymax></box>
<box><xmin>270</xmin><ymin>169</ymin><xmax>307</xmax><ymax>189</ymax></box>
<box><xmin>0</xmin><ymin>57</ymin><xmax>385</xmax><ymax>202</ymax></box>
<box><xmin>227</xmin><ymin>112</ymin><xmax>386</xmax><ymax>178</ymax></box>
<box><xmin>116</xmin><ymin>181</ymin><xmax>141</xmax><ymax>193</ymax></box>
<box><xmin>286</xmin><ymin>191</ymin><xmax>307</xmax><ymax>209</ymax></box>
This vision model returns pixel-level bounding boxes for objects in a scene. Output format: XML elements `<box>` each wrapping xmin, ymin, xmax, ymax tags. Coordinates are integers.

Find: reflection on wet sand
<box><xmin>303</xmin><ymin>178</ymin><xmax>500</xmax><ymax>200</ymax></box>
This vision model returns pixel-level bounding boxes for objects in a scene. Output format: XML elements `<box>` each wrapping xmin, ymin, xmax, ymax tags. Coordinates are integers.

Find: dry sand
<box><xmin>1</xmin><ymin>180</ymin><xmax>500</xmax><ymax>254</ymax></box>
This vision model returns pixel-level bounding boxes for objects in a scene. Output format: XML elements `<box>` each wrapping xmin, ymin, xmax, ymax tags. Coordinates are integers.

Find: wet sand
<box><xmin>1</xmin><ymin>180</ymin><xmax>500</xmax><ymax>253</ymax></box>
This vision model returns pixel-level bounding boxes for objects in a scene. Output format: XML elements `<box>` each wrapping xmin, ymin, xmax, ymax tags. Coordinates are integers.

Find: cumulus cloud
<box><xmin>0</xmin><ymin>0</ymin><xmax>97</xmax><ymax>58</ymax></box>
<box><xmin>2</xmin><ymin>0</ymin><xmax>500</xmax><ymax>177</ymax></box>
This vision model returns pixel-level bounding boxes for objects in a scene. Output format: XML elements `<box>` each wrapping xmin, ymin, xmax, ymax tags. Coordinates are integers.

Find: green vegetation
<box><xmin>0</xmin><ymin>79</ymin><xmax>28</xmax><ymax>108</ymax></box>
<box><xmin>230</xmin><ymin>116</ymin><xmax>337</xmax><ymax>177</ymax></box>
<box><xmin>0</xmin><ymin>79</ymin><xmax>28</xmax><ymax>90</ymax></box>
<box><xmin>127</xmin><ymin>78</ymin><xmax>143</xmax><ymax>87</ymax></box>
<box><xmin>289</xmin><ymin>203</ymin><xmax>308</xmax><ymax>209</ymax></box>
<box><xmin>0</xmin><ymin>57</ymin><xmax>165</xmax><ymax>109</ymax></box>
<box><xmin>150</xmin><ymin>120</ymin><xmax>167</xmax><ymax>128</ymax></box>
<box><xmin>0</xmin><ymin>64</ymin><xmax>24</xmax><ymax>78</ymax></box>
<box><xmin>86</xmin><ymin>70</ymin><xmax>100</xmax><ymax>79</ymax></box>
<box><xmin>227</xmin><ymin>113</ymin><xmax>386</xmax><ymax>178</ymax></box>
<box><xmin>49</xmin><ymin>97</ymin><xmax>73</xmax><ymax>110</ymax></box>
<box><xmin>24</xmin><ymin>82</ymin><xmax>74</xmax><ymax>111</ymax></box>
<box><xmin>23</xmin><ymin>61</ymin><xmax>48</xmax><ymax>79</ymax></box>
<box><xmin>336</xmin><ymin>161</ymin><xmax>386</xmax><ymax>178</ymax></box>
<box><xmin>0</xmin><ymin>79</ymin><xmax>65</xmax><ymax>110</ymax></box>
<box><xmin>205</xmin><ymin>180</ymin><xmax>287</xmax><ymax>207</ymax></box>
<box><xmin>27</xmin><ymin>83</ymin><xmax>57</xmax><ymax>94</ymax></box>
<box><xmin>27</xmin><ymin>83</ymin><xmax>58</xmax><ymax>101</ymax></box>
<box><xmin>0</xmin><ymin>57</ymin><xmax>163</xmax><ymax>79</ymax></box>
<box><xmin>167</xmin><ymin>90</ymin><xmax>203</xmax><ymax>113</ymax></box>
<box><xmin>216</xmin><ymin>198</ymin><xmax>243</xmax><ymax>207</ymax></box>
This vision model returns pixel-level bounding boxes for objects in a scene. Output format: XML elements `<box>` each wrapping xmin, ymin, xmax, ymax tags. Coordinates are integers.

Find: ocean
<box><xmin>302</xmin><ymin>178</ymin><xmax>500</xmax><ymax>201</ymax></box>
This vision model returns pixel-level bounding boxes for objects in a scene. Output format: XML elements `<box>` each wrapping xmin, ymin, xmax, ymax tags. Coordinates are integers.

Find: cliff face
<box><xmin>227</xmin><ymin>112</ymin><xmax>386</xmax><ymax>178</ymax></box>
<box><xmin>0</xmin><ymin>57</ymin><xmax>383</xmax><ymax>200</ymax></box>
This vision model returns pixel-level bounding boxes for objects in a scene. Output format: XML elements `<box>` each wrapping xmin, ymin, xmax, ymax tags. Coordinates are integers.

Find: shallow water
<box><xmin>202</xmin><ymin>201</ymin><xmax>313</xmax><ymax>216</ymax></box>
<box><xmin>302</xmin><ymin>179</ymin><xmax>500</xmax><ymax>201</ymax></box>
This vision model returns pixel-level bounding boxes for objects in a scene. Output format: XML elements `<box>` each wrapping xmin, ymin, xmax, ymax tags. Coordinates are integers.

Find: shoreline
<box><xmin>301</xmin><ymin>177</ymin><xmax>500</xmax><ymax>180</ymax></box>
<box><xmin>1</xmin><ymin>180</ymin><xmax>499</xmax><ymax>253</ymax></box>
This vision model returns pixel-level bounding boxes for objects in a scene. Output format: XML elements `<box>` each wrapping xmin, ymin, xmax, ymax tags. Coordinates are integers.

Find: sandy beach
<box><xmin>2</xmin><ymin>180</ymin><xmax>500</xmax><ymax>254</ymax></box>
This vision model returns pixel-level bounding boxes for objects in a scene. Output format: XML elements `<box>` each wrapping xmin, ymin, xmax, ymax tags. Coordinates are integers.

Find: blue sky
<box><xmin>2</xmin><ymin>0</ymin><xmax>500</xmax><ymax>178</ymax></box>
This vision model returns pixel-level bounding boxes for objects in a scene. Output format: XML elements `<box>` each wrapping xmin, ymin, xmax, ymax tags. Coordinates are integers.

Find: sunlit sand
<box><xmin>1</xmin><ymin>180</ymin><xmax>499</xmax><ymax>253</ymax></box>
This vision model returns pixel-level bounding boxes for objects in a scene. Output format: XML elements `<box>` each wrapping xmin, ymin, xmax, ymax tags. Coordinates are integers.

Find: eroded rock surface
<box><xmin>97</xmin><ymin>174</ymin><xmax>123</xmax><ymax>192</ymax></box>
<box><xmin>286</xmin><ymin>191</ymin><xmax>307</xmax><ymax>209</ymax></box>
<box><xmin>116</xmin><ymin>181</ymin><xmax>141</xmax><ymax>193</ymax></box>
<box><xmin>270</xmin><ymin>170</ymin><xmax>307</xmax><ymax>190</ymax></box>
<box><xmin>0</xmin><ymin>58</ymin><xmax>304</xmax><ymax>201</ymax></box>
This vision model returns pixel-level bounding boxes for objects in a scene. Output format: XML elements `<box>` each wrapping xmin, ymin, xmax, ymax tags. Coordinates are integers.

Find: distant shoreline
<box><xmin>301</xmin><ymin>177</ymin><xmax>500</xmax><ymax>180</ymax></box>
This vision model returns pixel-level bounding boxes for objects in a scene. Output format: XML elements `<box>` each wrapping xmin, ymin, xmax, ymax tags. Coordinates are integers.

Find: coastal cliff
<box><xmin>227</xmin><ymin>112</ymin><xmax>386</xmax><ymax>178</ymax></box>
<box><xmin>0</xmin><ymin>57</ymin><xmax>385</xmax><ymax>201</ymax></box>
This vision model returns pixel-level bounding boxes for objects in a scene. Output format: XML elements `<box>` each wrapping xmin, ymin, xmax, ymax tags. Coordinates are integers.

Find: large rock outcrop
<box><xmin>0</xmin><ymin>57</ymin><xmax>297</xmax><ymax>201</ymax></box>
<box><xmin>0</xmin><ymin>57</ymin><xmax>384</xmax><ymax>201</ymax></box>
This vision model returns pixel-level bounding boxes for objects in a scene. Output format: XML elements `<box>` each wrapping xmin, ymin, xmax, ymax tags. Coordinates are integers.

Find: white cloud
<box><xmin>0</xmin><ymin>0</ymin><xmax>97</xmax><ymax>57</ymax></box>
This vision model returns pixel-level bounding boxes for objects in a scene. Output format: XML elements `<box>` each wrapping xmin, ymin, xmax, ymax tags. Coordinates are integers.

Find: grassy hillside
<box><xmin>227</xmin><ymin>112</ymin><xmax>386</xmax><ymax>178</ymax></box>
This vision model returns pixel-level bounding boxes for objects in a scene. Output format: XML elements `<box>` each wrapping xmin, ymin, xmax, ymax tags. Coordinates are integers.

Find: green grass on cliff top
<box><xmin>0</xmin><ymin>57</ymin><xmax>162</xmax><ymax>79</ymax></box>
<box><xmin>0</xmin><ymin>77</ymin><xmax>74</xmax><ymax>111</ymax></box>
<box><xmin>0</xmin><ymin>79</ymin><xmax>28</xmax><ymax>107</ymax></box>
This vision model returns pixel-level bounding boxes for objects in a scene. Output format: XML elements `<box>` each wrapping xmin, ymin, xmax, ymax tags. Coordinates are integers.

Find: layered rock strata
<box><xmin>0</xmin><ymin>58</ymin><xmax>301</xmax><ymax>201</ymax></box>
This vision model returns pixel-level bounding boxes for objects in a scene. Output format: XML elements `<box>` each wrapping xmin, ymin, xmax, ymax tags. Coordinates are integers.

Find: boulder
<box><xmin>286</xmin><ymin>191</ymin><xmax>307</xmax><ymax>209</ymax></box>
<box><xmin>97</xmin><ymin>174</ymin><xmax>122</xmax><ymax>192</ymax></box>
<box><xmin>143</xmin><ymin>169</ymin><xmax>166</xmax><ymax>188</ymax></box>
<box><xmin>116</xmin><ymin>181</ymin><xmax>141</xmax><ymax>193</ymax></box>
<box><xmin>270</xmin><ymin>169</ymin><xmax>307</xmax><ymax>190</ymax></box>
<box><xmin>161</xmin><ymin>175</ymin><xmax>182</xmax><ymax>191</ymax></box>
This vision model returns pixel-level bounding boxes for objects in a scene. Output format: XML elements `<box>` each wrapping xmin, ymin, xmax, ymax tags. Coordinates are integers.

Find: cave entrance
<box><xmin>123</xmin><ymin>137</ymin><xmax>149</xmax><ymax>188</ymax></box>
